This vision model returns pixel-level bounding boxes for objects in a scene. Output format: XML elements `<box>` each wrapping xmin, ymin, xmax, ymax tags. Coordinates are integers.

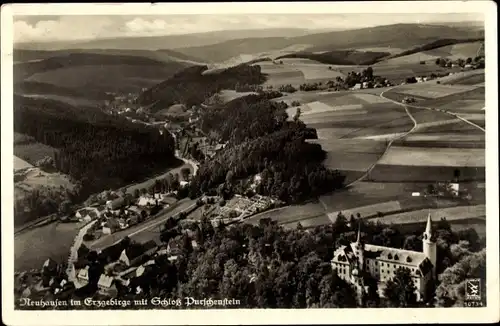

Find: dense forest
<box><xmin>188</xmin><ymin>94</ymin><xmax>345</xmax><ymax>203</ymax></box>
<box><xmin>17</xmin><ymin>214</ymin><xmax>485</xmax><ymax>309</ymax></box>
<box><xmin>14</xmin><ymin>95</ymin><xmax>178</xmax><ymax>201</ymax></box>
<box><xmin>275</xmin><ymin>50</ymin><xmax>390</xmax><ymax>66</ymax></box>
<box><xmin>137</xmin><ymin>64</ymin><xmax>266</xmax><ymax>112</ymax></box>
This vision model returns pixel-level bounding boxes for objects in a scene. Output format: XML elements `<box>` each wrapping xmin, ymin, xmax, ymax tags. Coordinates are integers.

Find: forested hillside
<box><xmin>188</xmin><ymin>94</ymin><xmax>345</xmax><ymax>203</ymax></box>
<box><xmin>14</xmin><ymin>95</ymin><xmax>178</xmax><ymax>198</ymax></box>
<box><xmin>137</xmin><ymin>64</ymin><xmax>266</xmax><ymax>112</ymax></box>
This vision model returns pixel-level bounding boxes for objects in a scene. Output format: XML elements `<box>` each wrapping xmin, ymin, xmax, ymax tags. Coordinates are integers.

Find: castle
<box><xmin>331</xmin><ymin>213</ymin><xmax>436</xmax><ymax>303</ymax></box>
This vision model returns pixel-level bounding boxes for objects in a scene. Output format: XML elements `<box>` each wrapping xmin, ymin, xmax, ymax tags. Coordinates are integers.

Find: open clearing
<box><xmin>14</xmin><ymin>156</ymin><xmax>33</xmax><ymax>171</ymax></box>
<box><xmin>369</xmin><ymin>204</ymin><xmax>485</xmax><ymax>225</ymax></box>
<box><xmin>15</xmin><ymin>221</ymin><xmax>81</xmax><ymax>271</ymax></box>
<box><xmin>378</xmin><ymin>146</ymin><xmax>484</xmax><ymax>167</ymax></box>
<box><xmin>219</xmin><ymin>90</ymin><xmax>258</xmax><ymax>103</ymax></box>
<box><xmin>327</xmin><ymin>200</ymin><xmax>402</xmax><ymax>221</ymax></box>
<box><xmin>244</xmin><ymin>202</ymin><xmax>326</xmax><ymax>226</ymax></box>
<box><xmin>393</xmin><ymin>83</ymin><xmax>479</xmax><ymax>99</ymax></box>
<box><xmin>14</xmin><ymin>141</ymin><xmax>58</xmax><ymax>165</ymax></box>
<box><xmin>381</xmin><ymin>42</ymin><xmax>483</xmax><ymax>65</ymax></box>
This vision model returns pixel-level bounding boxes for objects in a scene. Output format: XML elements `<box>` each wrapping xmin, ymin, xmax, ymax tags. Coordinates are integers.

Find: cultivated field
<box><xmin>369</xmin><ymin>204</ymin><xmax>485</xmax><ymax>224</ymax></box>
<box><xmin>368</xmin><ymin>164</ymin><xmax>485</xmax><ymax>182</ymax></box>
<box><xmin>378</xmin><ymin>146</ymin><xmax>485</xmax><ymax>167</ymax></box>
<box><xmin>14</xmin><ymin>221</ymin><xmax>82</xmax><ymax>271</ymax></box>
<box><xmin>381</xmin><ymin>42</ymin><xmax>483</xmax><ymax>65</ymax></box>
<box><xmin>14</xmin><ymin>133</ymin><xmax>58</xmax><ymax>165</ymax></box>
<box><xmin>393</xmin><ymin>83</ymin><xmax>478</xmax><ymax>99</ymax></box>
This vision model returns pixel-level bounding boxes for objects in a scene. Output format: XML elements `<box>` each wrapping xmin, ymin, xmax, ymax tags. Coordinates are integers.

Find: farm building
<box><xmin>137</xmin><ymin>196</ymin><xmax>157</xmax><ymax>207</ymax></box>
<box><xmin>97</xmin><ymin>274</ymin><xmax>118</xmax><ymax>297</ymax></box>
<box><xmin>351</xmin><ymin>83</ymin><xmax>362</xmax><ymax>90</ymax></box>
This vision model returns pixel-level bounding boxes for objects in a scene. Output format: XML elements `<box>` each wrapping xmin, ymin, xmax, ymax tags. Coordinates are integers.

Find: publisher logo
<box><xmin>465</xmin><ymin>278</ymin><xmax>481</xmax><ymax>301</ymax></box>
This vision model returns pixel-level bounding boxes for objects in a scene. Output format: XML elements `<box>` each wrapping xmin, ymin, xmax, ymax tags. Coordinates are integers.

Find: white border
<box><xmin>2</xmin><ymin>2</ymin><xmax>498</xmax><ymax>325</ymax></box>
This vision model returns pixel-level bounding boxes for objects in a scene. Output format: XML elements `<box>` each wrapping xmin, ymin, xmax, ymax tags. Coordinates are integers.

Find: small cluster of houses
<box><xmin>73</xmin><ymin>235</ymin><xmax>200</xmax><ymax>298</ymax></box>
<box><xmin>77</xmin><ymin>193</ymin><xmax>177</xmax><ymax>236</ymax></box>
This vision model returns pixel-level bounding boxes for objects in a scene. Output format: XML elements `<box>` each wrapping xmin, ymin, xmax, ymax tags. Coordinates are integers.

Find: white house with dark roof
<box><xmin>331</xmin><ymin>214</ymin><xmax>437</xmax><ymax>303</ymax></box>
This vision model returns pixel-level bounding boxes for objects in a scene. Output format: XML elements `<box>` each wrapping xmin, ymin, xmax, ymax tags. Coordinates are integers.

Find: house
<box><xmin>137</xmin><ymin>196</ymin><xmax>157</xmax><ymax>207</ymax></box>
<box><xmin>180</xmin><ymin>180</ymin><xmax>189</xmax><ymax>188</ymax></box>
<box><xmin>42</xmin><ymin>258</ymin><xmax>58</xmax><ymax>274</ymax></box>
<box><xmin>98</xmin><ymin>242</ymin><xmax>126</xmax><ymax>264</ymax></box>
<box><xmin>106</xmin><ymin>197</ymin><xmax>125</xmax><ymax>210</ymax></box>
<box><xmin>351</xmin><ymin>83</ymin><xmax>362</xmax><ymax>90</ymax></box>
<box><xmin>167</xmin><ymin>240</ymin><xmax>182</xmax><ymax>256</ymax></box>
<box><xmin>74</xmin><ymin>266</ymin><xmax>90</xmax><ymax>289</ymax></box>
<box><xmin>119</xmin><ymin>240</ymin><xmax>158</xmax><ymax>267</ymax></box>
<box><xmin>331</xmin><ymin>215</ymin><xmax>436</xmax><ymax>303</ymax></box>
<box><xmin>97</xmin><ymin>274</ymin><xmax>118</xmax><ymax>297</ymax></box>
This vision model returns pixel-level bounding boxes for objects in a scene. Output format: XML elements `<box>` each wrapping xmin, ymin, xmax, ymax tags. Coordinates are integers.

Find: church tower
<box><xmin>422</xmin><ymin>213</ymin><xmax>437</xmax><ymax>276</ymax></box>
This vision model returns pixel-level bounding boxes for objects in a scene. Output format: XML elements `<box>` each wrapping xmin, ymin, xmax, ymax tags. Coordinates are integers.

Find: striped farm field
<box><xmin>436</xmin><ymin>99</ymin><xmax>485</xmax><ymax>113</ymax></box>
<box><xmin>369</xmin><ymin>204</ymin><xmax>485</xmax><ymax>225</ymax></box>
<box><xmin>310</xmin><ymin>138</ymin><xmax>387</xmax><ymax>173</ymax></box>
<box><xmin>259</xmin><ymin>62</ymin><xmax>306</xmax><ymax>86</ymax></box>
<box><xmin>381</xmin><ymin>42</ymin><xmax>483</xmax><ymax>65</ymax></box>
<box><xmin>394</xmin><ymin>133</ymin><xmax>485</xmax><ymax>148</ymax></box>
<box><xmin>394</xmin><ymin>83</ymin><xmax>478</xmax><ymax>99</ymax></box>
<box><xmin>368</xmin><ymin>164</ymin><xmax>485</xmax><ymax>182</ymax></box>
<box><xmin>378</xmin><ymin>146</ymin><xmax>485</xmax><ymax>167</ymax></box>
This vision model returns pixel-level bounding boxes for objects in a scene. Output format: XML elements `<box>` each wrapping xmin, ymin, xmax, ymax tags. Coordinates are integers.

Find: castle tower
<box><xmin>355</xmin><ymin>223</ymin><xmax>365</xmax><ymax>271</ymax></box>
<box><xmin>422</xmin><ymin>213</ymin><xmax>437</xmax><ymax>276</ymax></box>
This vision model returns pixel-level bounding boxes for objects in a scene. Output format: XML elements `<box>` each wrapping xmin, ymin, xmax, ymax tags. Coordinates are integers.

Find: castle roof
<box><xmin>332</xmin><ymin>242</ymin><xmax>434</xmax><ymax>276</ymax></box>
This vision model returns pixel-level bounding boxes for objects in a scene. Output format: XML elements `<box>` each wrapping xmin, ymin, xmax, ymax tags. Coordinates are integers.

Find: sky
<box><xmin>13</xmin><ymin>13</ymin><xmax>484</xmax><ymax>43</ymax></box>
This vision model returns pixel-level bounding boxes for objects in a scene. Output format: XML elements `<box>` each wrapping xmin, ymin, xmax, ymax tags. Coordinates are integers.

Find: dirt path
<box><xmin>381</xmin><ymin>85</ymin><xmax>485</xmax><ymax>132</ymax></box>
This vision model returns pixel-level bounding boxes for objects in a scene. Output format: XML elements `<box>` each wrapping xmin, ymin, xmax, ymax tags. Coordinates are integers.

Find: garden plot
<box><xmin>378</xmin><ymin>146</ymin><xmax>485</xmax><ymax>167</ymax></box>
<box><xmin>327</xmin><ymin>200</ymin><xmax>402</xmax><ymax>221</ymax></box>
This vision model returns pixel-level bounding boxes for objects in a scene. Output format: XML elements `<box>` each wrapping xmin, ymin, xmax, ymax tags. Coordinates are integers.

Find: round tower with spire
<box><xmin>422</xmin><ymin>212</ymin><xmax>437</xmax><ymax>276</ymax></box>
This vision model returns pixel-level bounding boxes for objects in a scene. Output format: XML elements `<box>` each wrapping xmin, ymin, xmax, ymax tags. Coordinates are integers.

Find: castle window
<box><xmin>407</xmin><ymin>256</ymin><xmax>412</xmax><ymax>263</ymax></box>
<box><xmin>387</xmin><ymin>253</ymin><xmax>393</xmax><ymax>259</ymax></box>
<box><xmin>394</xmin><ymin>254</ymin><xmax>399</xmax><ymax>260</ymax></box>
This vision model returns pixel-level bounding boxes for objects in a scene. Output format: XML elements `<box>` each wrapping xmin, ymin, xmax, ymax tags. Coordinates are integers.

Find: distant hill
<box><xmin>14</xmin><ymin>28</ymin><xmax>319</xmax><ymax>51</ymax></box>
<box><xmin>174</xmin><ymin>23</ymin><xmax>484</xmax><ymax>63</ymax></box>
<box><xmin>14</xmin><ymin>52</ymin><xmax>190</xmax><ymax>94</ymax></box>
<box><xmin>14</xmin><ymin>48</ymin><xmax>206</xmax><ymax>65</ymax></box>
<box><xmin>137</xmin><ymin>64</ymin><xmax>266</xmax><ymax>112</ymax></box>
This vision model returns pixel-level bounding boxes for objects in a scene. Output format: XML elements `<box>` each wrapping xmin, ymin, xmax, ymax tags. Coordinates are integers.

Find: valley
<box><xmin>13</xmin><ymin>22</ymin><xmax>485</xmax><ymax>274</ymax></box>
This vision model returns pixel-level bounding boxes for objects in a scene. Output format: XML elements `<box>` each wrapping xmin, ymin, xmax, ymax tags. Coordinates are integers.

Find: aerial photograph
<box><xmin>11</xmin><ymin>11</ymin><xmax>486</xmax><ymax>310</ymax></box>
